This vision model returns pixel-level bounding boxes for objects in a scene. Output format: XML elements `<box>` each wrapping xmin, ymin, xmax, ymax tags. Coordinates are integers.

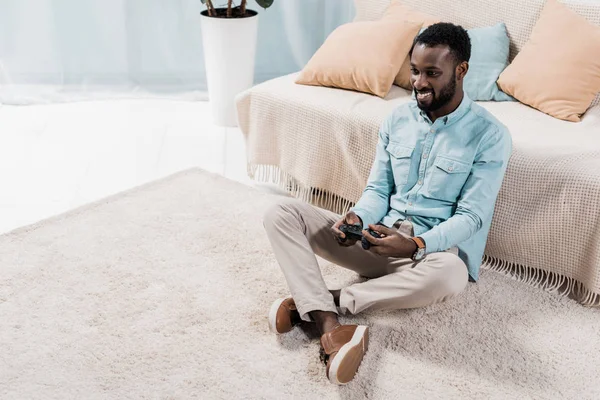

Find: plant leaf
<box><xmin>256</xmin><ymin>0</ymin><xmax>274</xmax><ymax>9</ymax></box>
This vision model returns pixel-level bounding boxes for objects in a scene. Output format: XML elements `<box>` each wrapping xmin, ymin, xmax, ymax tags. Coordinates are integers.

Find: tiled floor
<box><xmin>0</xmin><ymin>99</ymin><xmax>286</xmax><ymax>235</ymax></box>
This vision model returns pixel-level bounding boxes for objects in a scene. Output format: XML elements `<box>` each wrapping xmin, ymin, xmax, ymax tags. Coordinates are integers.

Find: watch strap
<box><xmin>411</xmin><ymin>236</ymin><xmax>426</xmax><ymax>250</ymax></box>
<box><xmin>410</xmin><ymin>236</ymin><xmax>426</xmax><ymax>261</ymax></box>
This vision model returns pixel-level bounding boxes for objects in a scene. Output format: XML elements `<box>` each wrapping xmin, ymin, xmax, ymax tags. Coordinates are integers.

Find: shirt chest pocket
<box><xmin>426</xmin><ymin>155</ymin><xmax>471</xmax><ymax>202</ymax></box>
<box><xmin>386</xmin><ymin>143</ymin><xmax>414</xmax><ymax>186</ymax></box>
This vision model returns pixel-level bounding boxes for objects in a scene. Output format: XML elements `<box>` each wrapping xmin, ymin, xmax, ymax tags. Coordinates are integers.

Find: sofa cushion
<box><xmin>497</xmin><ymin>0</ymin><xmax>600</xmax><ymax>122</ymax></box>
<box><xmin>295</xmin><ymin>19</ymin><xmax>421</xmax><ymax>98</ymax></box>
<box><xmin>464</xmin><ymin>23</ymin><xmax>514</xmax><ymax>102</ymax></box>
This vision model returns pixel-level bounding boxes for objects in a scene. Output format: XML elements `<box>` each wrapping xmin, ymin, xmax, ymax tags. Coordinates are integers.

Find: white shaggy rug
<box><xmin>1</xmin><ymin>168</ymin><xmax>599</xmax><ymax>399</ymax></box>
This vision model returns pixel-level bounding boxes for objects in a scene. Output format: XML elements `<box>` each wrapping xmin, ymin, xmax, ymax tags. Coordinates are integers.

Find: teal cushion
<box><xmin>465</xmin><ymin>23</ymin><xmax>514</xmax><ymax>102</ymax></box>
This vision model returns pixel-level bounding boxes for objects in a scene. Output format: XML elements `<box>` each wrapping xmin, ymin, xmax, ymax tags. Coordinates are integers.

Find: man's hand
<box><xmin>362</xmin><ymin>224</ymin><xmax>418</xmax><ymax>258</ymax></box>
<box><xmin>331</xmin><ymin>211</ymin><xmax>363</xmax><ymax>247</ymax></box>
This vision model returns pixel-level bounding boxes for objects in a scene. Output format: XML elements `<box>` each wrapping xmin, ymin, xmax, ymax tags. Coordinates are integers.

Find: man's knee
<box><xmin>426</xmin><ymin>252</ymin><xmax>469</xmax><ymax>297</ymax></box>
<box><xmin>262</xmin><ymin>198</ymin><xmax>303</xmax><ymax>229</ymax></box>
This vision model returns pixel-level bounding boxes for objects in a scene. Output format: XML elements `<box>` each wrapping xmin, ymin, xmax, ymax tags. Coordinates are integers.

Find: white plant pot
<box><xmin>200</xmin><ymin>9</ymin><xmax>258</xmax><ymax>127</ymax></box>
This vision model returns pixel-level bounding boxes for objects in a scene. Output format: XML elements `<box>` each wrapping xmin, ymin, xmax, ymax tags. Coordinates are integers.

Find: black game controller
<box><xmin>339</xmin><ymin>224</ymin><xmax>382</xmax><ymax>250</ymax></box>
<box><xmin>339</xmin><ymin>223</ymin><xmax>363</xmax><ymax>242</ymax></box>
<box><xmin>361</xmin><ymin>229</ymin><xmax>382</xmax><ymax>250</ymax></box>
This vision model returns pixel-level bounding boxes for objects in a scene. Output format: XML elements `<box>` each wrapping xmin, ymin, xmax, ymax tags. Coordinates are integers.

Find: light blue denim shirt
<box><xmin>351</xmin><ymin>94</ymin><xmax>512</xmax><ymax>280</ymax></box>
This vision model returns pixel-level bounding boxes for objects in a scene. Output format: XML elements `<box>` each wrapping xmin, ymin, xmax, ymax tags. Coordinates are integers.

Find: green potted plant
<box><xmin>200</xmin><ymin>0</ymin><xmax>275</xmax><ymax>126</ymax></box>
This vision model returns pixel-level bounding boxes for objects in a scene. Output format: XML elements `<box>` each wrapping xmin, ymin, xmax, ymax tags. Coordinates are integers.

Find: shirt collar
<box><xmin>418</xmin><ymin>93</ymin><xmax>473</xmax><ymax>126</ymax></box>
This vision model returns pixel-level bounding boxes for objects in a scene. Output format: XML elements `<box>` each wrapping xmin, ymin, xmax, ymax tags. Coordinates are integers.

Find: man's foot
<box><xmin>320</xmin><ymin>325</ymin><xmax>369</xmax><ymax>385</ymax></box>
<box><xmin>268</xmin><ymin>297</ymin><xmax>303</xmax><ymax>334</ymax></box>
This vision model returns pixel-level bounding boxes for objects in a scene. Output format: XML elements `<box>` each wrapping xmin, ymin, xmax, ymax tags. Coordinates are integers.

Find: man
<box><xmin>263</xmin><ymin>22</ymin><xmax>512</xmax><ymax>385</ymax></box>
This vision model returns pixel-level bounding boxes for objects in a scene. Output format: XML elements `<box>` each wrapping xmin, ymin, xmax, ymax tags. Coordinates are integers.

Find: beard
<box><xmin>414</xmin><ymin>73</ymin><xmax>457</xmax><ymax>112</ymax></box>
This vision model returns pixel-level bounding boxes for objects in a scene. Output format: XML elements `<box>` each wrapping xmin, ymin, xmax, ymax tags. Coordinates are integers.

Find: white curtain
<box><xmin>0</xmin><ymin>0</ymin><xmax>355</xmax><ymax>104</ymax></box>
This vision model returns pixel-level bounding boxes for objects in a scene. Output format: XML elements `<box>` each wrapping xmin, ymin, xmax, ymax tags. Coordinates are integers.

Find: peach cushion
<box><xmin>295</xmin><ymin>19</ymin><xmax>422</xmax><ymax>98</ymax></box>
<box><xmin>382</xmin><ymin>1</ymin><xmax>440</xmax><ymax>90</ymax></box>
<box><xmin>497</xmin><ymin>0</ymin><xmax>600</xmax><ymax>122</ymax></box>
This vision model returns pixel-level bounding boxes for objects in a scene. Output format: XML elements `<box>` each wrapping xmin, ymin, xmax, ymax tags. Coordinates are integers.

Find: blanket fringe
<box><xmin>248</xmin><ymin>163</ymin><xmax>355</xmax><ymax>215</ymax></box>
<box><xmin>249</xmin><ymin>163</ymin><xmax>600</xmax><ymax>308</ymax></box>
<box><xmin>482</xmin><ymin>254</ymin><xmax>600</xmax><ymax>307</ymax></box>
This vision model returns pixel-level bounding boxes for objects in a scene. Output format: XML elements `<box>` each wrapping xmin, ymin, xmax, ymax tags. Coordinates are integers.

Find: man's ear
<box><xmin>456</xmin><ymin>61</ymin><xmax>469</xmax><ymax>81</ymax></box>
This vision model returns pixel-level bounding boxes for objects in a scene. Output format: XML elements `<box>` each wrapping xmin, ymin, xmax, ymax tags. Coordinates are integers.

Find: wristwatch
<box><xmin>411</xmin><ymin>236</ymin><xmax>426</xmax><ymax>261</ymax></box>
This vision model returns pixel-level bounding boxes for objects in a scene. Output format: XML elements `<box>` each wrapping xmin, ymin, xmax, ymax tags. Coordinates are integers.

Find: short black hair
<box><xmin>409</xmin><ymin>22</ymin><xmax>471</xmax><ymax>65</ymax></box>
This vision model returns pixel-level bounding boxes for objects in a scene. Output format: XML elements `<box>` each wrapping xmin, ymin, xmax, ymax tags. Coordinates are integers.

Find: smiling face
<box><xmin>410</xmin><ymin>43</ymin><xmax>468</xmax><ymax>117</ymax></box>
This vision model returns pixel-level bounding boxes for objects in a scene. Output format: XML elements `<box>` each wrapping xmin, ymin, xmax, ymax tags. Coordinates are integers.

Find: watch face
<box><xmin>415</xmin><ymin>248</ymin><xmax>425</xmax><ymax>260</ymax></box>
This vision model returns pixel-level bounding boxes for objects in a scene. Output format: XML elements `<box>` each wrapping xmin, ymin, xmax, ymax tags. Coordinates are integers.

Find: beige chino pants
<box><xmin>263</xmin><ymin>198</ymin><xmax>469</xmax><ymax>321</ymax></box>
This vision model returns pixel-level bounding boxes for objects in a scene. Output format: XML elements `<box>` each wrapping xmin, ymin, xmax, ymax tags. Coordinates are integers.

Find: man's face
<box><xmin>410</xmin><ymin>44</ymin><xmax>459</xmax><ymax>112</ymax></box>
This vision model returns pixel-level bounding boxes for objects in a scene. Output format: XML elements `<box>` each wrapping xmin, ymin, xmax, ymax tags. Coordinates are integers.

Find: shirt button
<box><xmin>448</xmin><ymin>166</ymin><xmax>454</xmax><ymax>171</ymax></box>
<box><xmin>408</xmin><ymin>202</ymin><xmax>413</xmax><ymax>206</ymax></box>
<box><xmin>430</xmin><ymin>129</ymin><xmax>435</xmax><ymax>133</ymax></box>
<box><xmin>418</xmin><ymin>179</ymin><xmax>423</xmax><ymax>185</ymax></box>
<box><xmin>422</xmin><ymin>153</ymin><xmax>428</xmax><ymax>159</ymax></box>
<box><xmin>407</xmin><ymin>216</ymin><xmax>412</xmax><ymax>221</ymax></box>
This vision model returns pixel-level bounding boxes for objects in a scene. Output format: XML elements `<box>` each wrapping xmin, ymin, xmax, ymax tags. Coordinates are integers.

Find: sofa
<box><xmin>235</xmin><ymin>0</ymin><xmax>600</xmax><ymax>306</ymax></box>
